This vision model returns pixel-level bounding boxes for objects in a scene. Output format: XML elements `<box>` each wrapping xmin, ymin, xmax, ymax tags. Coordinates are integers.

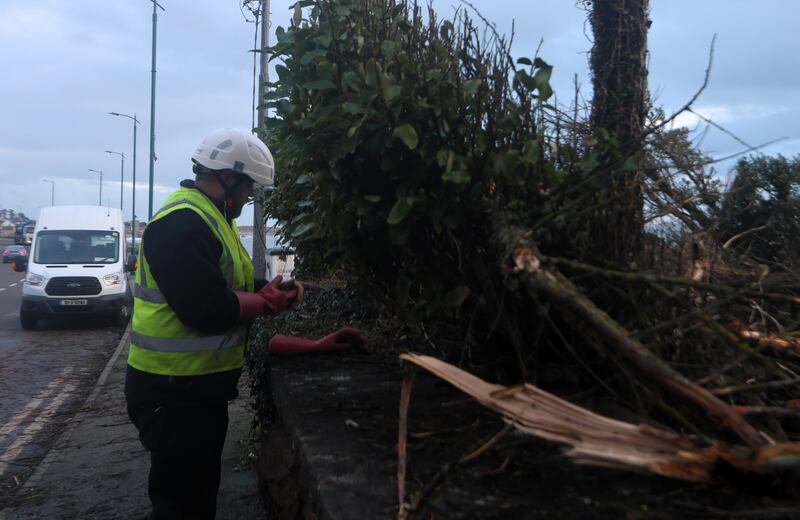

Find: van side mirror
<box><xmin>12</xmin><ymin>258</ymin><xmax>27</xmax><ymax>272</ymax></box>
<box><xmin>125</xmin><ymin>258</ymin><xmax>137</xmax><ymax>272</ymax></box>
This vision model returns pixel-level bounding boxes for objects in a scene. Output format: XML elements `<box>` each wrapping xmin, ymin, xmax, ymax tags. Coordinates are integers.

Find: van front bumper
<box><xmin>21</xmin><ymin>293</ymin><xmax>130</xmax><ymax>317</ymax></box>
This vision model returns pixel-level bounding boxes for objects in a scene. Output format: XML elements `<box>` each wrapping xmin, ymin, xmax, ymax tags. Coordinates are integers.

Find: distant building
<box><xmin>0</xmin><ymin>218</ymin><xmax>16</xmax><ymax>238</ymax></box>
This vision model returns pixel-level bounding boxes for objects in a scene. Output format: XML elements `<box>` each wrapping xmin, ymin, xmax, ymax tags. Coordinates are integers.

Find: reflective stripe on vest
<box><xmin>132</xmin><ymin>283</ymin><xmax>166</xmax><ymax>304</ymax></box>
<box><xmin>131</xmin><ymin>331</ymin><xmax>246</xmax><ymax>353</ymax></box>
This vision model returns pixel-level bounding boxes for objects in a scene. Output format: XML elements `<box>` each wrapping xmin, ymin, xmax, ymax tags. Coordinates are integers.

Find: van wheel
<box><xmin>111</xmin><ymin>303</ymin><xmax>130</xmax><ymax>327</ymax></box>
<box><xmin>20</xmin><ymin>309</ymin><xmax>38</xmax><ymax>330</ymax></box>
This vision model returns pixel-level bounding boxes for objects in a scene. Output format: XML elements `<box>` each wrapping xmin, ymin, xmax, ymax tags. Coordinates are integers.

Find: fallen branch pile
<box><xmin>400</xmin><ymin>353</ymin><xmax>800</xmax><ymax>485</ymax></box>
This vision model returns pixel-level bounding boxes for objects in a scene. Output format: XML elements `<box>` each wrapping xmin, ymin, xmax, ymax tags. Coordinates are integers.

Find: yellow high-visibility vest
<box><xmin>128</xmin><ymin>187</ymin><xmax>254</xmax><ymax>376</ymax></box>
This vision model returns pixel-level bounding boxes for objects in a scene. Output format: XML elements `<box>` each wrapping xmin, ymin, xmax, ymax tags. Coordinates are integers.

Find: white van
<box><xmin>19</xmin><ymin>205</ymin><xmax>133</xmax><ymax>330</ymax></box>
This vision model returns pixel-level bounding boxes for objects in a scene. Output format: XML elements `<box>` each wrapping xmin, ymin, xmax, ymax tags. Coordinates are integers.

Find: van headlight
<box><xmin>103</xmin><ymin>272</ymin><xmax>123</xmax><ymax>286</ymax></box>
<box><xmin>26</xmin><ymin>273</ymin><xmax>44</xmax><ymax>286</ymax></box>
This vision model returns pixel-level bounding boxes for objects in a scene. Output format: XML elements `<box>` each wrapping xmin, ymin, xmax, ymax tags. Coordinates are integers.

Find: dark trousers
<box><xmin>127</xmin><ymin>401</ymin><xmax>229</xmax><ymax>520</ymax></box>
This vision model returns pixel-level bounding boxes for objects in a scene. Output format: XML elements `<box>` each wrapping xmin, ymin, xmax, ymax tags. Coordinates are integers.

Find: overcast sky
<box><xmin>0</xmin><ymin>1</ymin><xmax>797</xmax><ymax>225</ymax></box>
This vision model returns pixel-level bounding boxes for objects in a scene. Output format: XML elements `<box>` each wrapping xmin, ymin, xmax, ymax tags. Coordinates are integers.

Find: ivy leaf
<box><xmin>290</xmin><ymin>221</ymin><xmax>315</xmax><ymax>238</ymax></box>
<box><xmin>536</xmin><ymin>81</ymin><xmax>553</xmax><ymax>101</ymax></box>
<box><xmin>387</xmin><ymin>197</ymin><xmax>413</xmax><ymax>224</ymax></box>
<box><xmin>275</xmin><ymin>99</ymin><xmax>293</xmax><ymax>116</ymax></box>
<box><xmin>389</xmin><ymin>221</ymin><xmax>411</xmax><ymax>245</ymax></box>
<box><xmin>442</xmin><ymin>168</ymin><xmax>470</xmax><ymax>184</ymax></box>
<box><xmin>343</xmin><ymin>102</ymin><xmax>366</xmax><ymax>114</ymax></box>
<box><xmin>302</xmin><ymin>79</ymin><xmax>337</xmax><ymax>91</ymax></box>
<box><xmin>392</xmin><ymin>124</ymin><xmax>418</xmax><ymax>150</ymax></box>
<box><xmin>517</xmin><ymin>57</ymin><xmax>533</xmax><ymax>66</ymax></box>
<box><xmin>515</xmin><ymin>70</ymin><xmax>537</xmax><ymax>91</ymax></box>
<box><xmin>292</xmin><ymin>3</ymin><xmax>302</xmax><ymax>26</ymax></box>
<box><xmin>523</xmin><ymin>139</ymin><xmax>540</xmax><ymax>163</ymax></box>
<box><xmin>623</xmin><ymin>156</ymin><xmax>638</xmax><ymax>171</ymax></box>
<box><xmin>364</xmin><ymin>195</ymin><xmax>381</xmax><ymax>203</ymax></box>
<box><xmin>300</xmin><ymin>50</ymin><xmax>327</xmax><ymax>65</ymax></box>
<box><xmin>440</xmin><ymin>20</ymin><xmax>454</xmax><ymax>36</ymax></box>
<box><xmin>342</xmin><ymin>71</ymin><xmax>361</xmax><ymax>92</ymax></box>
<box><xmin>365</xmin><ymin>59</ymin><xmax>379</xmax><ymax>89</ymax></box>
<box><xmin>462</xmin><ymin>79</ymin><xmax>481</xmax><ymax>97</ymax></box>
<box><xmin>579</xmin><ymin>154</ymin><xmax>600</xmax><ymax>173</ymax></box>
<box><xmin>442</xmin><ymin>286</ymin><xmax>470</xmax><ymax>307</ymax></box>
<box><xmin>532</xmin><ymin>62</ymin><xmax>554</xmax><ymax>101</ymax></box>
<box><xmin>294</xmin><ymin>174</ymin><xmax>312</xmax><ymax>185</ymax></box>
<box><xmin>383</xmin><ymin>84</ymin><xmax>402</xmax><ymax>103</ymax></box>
<box><xmin>381</xmin><ymin>40</ymin><xmax>400</xmax><ymax>58</ymax></box>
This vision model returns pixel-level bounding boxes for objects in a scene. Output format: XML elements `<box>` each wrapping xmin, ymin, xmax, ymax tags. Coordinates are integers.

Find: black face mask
<box><xmin>214</xmin><ymin>173</ymin><xmax>248</xmax><ymax>221</ymax></box>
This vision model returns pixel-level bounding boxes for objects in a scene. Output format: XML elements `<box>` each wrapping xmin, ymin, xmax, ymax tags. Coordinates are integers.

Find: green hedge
<box><xmin>263</xmin><ymin>0</ymin><xmax>561</xmax><ymax>317</ymax></box>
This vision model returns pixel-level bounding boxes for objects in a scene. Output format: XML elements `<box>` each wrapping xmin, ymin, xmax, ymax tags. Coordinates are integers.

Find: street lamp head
<box><xmin>108</xmin><ymin>111</ymin><xmax>140</xmax><ymax>124</ymax></box>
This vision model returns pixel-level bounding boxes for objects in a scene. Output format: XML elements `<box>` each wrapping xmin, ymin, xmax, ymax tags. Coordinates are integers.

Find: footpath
<box><xmin>0</xmin><ymin>325</ymin><xmax>265</xmax><ymax>520</ymax></box>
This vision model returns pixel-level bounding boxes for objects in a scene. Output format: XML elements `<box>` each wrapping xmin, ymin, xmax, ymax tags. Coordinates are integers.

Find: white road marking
<box><xmin>0</xmin><ymin>288</ymin><xmax>5</xmax><ymax>292</ymax></box>
<box><xmin>0</xmin><ymin>367</ymin><xmax>74</xmax><ymax>440</ymax></box>
<box><xmin>19</xmin><ymin>279</ymin><xmax>25</xmax><ymax>282</ymax></box>
<box><xmin>0</xmin><ymin>382</ymin><xmax>77</xmax><ymax>477</ymax></box>
<box><xmin>8</xmin><ymin>283</ymin><xmax>16</xmax><ymax>287</ymax></box>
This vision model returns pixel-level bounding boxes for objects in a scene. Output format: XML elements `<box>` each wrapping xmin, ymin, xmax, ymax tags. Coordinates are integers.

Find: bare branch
<box><xmin>646</xmin><ymin>34</ymin><xmax>716</xmax><ymax>136</ymax></box>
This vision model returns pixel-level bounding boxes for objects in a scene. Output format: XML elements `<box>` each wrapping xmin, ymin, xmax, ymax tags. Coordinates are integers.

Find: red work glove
<box><xmin>257</xmin><ymin>275</ymin><xmax>304</xmax><ymax>315</ymax></box>
<box><xmin>268</xmin><ymin>327</ymin><xmax>368</xmax><ymax>354</ymax></box>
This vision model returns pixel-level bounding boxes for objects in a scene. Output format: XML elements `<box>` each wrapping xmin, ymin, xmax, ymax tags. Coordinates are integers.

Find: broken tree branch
<box><xmin>397</xmin><ymin>365</ymin><xmax>415</xmax><ymax>519</ymax></box>
<box><xmin>729</xmin><ymin>320</ymin><xmax>800</xmax><ymax>353</ymax></box>
<box><xmin>400</xmin><ymin>353</ymin><xmax>800</xmax><ymax>482</ymax></box>
<box><xmin>509</xmin><ymin>244</ymin><xmax>767</xmax><ymax>448</ymax></box>
<box><xmin>710</xmin><ymin>377</ymin><xmax>800</xmax><ymax>397</ymax></box>
<box><xmin>733</xmin><ymin>406</ymin><xmax>800</xmax><ymax>420</ymax></box>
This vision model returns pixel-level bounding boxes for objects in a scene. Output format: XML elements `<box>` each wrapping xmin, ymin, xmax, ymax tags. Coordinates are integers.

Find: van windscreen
<box><xmin>34</xmin><ymin>230</ymin><xmax>120</xmax><ymax>264</ymax></box>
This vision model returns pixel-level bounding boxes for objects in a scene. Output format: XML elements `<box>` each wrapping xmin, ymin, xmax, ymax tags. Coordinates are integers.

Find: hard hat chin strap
<box><xmin>215</xmin><ymin>172</ymin><xmax>247</xmax><ymax>219</ymax></box>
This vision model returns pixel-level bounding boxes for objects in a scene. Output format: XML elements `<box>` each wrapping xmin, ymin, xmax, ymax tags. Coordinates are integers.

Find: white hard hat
<box><xmin>191</xmin><ymin>128</ymin><xmax>274</xmax><ymax>185</ymax></box>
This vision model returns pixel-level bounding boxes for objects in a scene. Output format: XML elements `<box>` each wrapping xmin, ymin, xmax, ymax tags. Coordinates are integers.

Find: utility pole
<box><xmin>252</xmin><ymin>0</ymin><xmax>271</xmax><ymax>279</ymax></box>
<box><xmin>41</xmin><ymin>180</ymin><xmax>55</xmax><ymax>206</ymax></box>
<box><xmin>105</xmin><ymin>150</ymin><xmax>126</xmax><ymax>211</ymax></box>
<box><xmin>88</xmin><ymin>169</ymin><xmax>104</xmax><ymax>205</ymax></box>
<box><xmin>147</xmin><ymin>0</ymin><xmax>165</xmax><ymax>220</ymax></box>
<box><xmin>108</xmin><ymin>112</ymin><xmax>140</xmax><ymax>252</ymax></box>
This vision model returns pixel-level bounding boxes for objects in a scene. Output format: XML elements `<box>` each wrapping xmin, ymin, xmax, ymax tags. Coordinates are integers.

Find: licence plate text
<box><xmin>60</xmin><ymin>299</ymin><xmax>88</xmax><ymax>306</ymax></box>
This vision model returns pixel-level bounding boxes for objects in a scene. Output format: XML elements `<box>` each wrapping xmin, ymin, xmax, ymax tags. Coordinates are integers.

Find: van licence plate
<box><xmin>60</xmin><ymin>299</ymin><xmax>88</xmax><ymax>306</ymax></box>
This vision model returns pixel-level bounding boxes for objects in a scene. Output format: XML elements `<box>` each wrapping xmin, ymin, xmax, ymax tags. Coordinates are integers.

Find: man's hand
<box><xmin>257</xmin><ymin>275</ymin><xmax>304</xmax><ymax>314</ymax></box>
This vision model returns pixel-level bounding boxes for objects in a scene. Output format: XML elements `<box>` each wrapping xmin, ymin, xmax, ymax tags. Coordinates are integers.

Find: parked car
<box><xmin>2</xmin><ymin>244</ymin><xmax>28</xmax><ymax>263</ymax></box>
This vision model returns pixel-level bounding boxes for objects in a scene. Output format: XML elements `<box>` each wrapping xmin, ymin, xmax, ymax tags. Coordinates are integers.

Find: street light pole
<box><xmin>105</xmin><ymin>150</ymin><xmax>126</xmax><ymax>211</ymax></box>
<box><xmin>88</xmin><ymin>169</ymin><xmax>104</xmax><ymax>205</ymax></box>
<box><xmin>108</xmin><ymin>112</ymin><xmax>140</xmax><ymax>252</ymax></box>
<box><xmin>252</xmin><ymin>0</ymin><xmax>271</xmax><ymax>279</ymax></box>
<box><xmin>41</xmin><ymin>180</ymin><xmax>55</xmax><ymax>206</ymax></box>
<box><xmin>147</xmin><ymin>0</ymin><xmax>165</xmax><ymax>220</ymax></box>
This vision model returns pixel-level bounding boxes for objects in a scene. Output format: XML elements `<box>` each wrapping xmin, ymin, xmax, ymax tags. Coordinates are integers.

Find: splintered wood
<box><xmin>400</xmin><ymin>353</ymin><xmax>800</xmax><ymax>483</ymax></box>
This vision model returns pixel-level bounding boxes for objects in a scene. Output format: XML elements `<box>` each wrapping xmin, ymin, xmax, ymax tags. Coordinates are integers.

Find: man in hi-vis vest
<box><xmin>126</xmin><ymin>128</ymin><xmax>366</xmax><ymax>519</ymax></box>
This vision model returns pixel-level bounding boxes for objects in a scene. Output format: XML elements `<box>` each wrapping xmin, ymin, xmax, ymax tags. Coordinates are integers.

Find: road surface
<box><xmin>0</xmin><ymin>260</ymin><xmax>125</xmax><ymax>507</ymax></box>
